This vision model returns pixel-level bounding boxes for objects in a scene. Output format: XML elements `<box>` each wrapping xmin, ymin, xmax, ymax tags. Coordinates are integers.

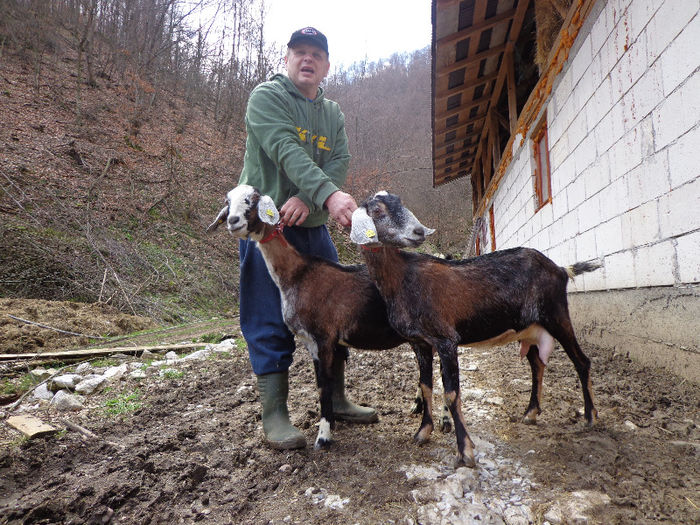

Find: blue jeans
<box><xmin>239</xmin><ymin>225</ymin><xmax>338</xmax><ymax>375</ymax></box>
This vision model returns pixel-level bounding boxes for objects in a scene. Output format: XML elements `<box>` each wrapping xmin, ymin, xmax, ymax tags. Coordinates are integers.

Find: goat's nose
<box><xmin>228</xmin><ymin>215</ymin><xmax>240</xmax><ymax>226</ymax></box>
<box><xmin>413</xmin><ymin>227</ymin><xmax>425</xmax><ymax>238</ymax></box>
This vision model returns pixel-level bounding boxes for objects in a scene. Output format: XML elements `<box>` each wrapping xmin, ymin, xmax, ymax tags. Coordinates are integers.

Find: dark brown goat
<box><xmin>351</xmin><ymin>191</ymin><xmax>601</xmax><ymax>467</ymax></box>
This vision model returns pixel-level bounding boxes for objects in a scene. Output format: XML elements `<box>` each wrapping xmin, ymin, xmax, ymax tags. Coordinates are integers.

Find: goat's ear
<box><xmin>257</xmin><ymin>195</ymin><xmax>280</xmax><ymax>225</ymax></box>
<box><xmin>350</xmin><ymin>208</ymin><xmax>379</xmax><ymax>245</ymax></box>
<box><xmin>207</xmin><ymin>205</ymin><xmax>229</xmax><ymax>232</ymax></box>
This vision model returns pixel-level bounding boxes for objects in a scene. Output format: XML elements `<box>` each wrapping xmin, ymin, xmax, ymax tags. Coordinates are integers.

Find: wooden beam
<box><xmin>0</xmin><ymin>343</ymin><xmax>210</xmax><ymax>361</ymax></box>
<box><xmin>436</xmin><ymin>8</ymin><xmax>518</xmax><ymax>47</ymax></box>
<box><xmin>433</xmin><ymin>70</ymin><xmax>499</xmax><ymax>108</ymax></box>
<box><xmin>505</xmin><ymin>50</ymin><xmax>518</xmax><ymax>134</ymax></box>
<box><xmin>434</xmin><ymin>92</ymin><xmax>493</xmax><ymax>121</ymax></box>
<box><xmin>436</xmin><ymin>43</ymin><xmax>506</xmax><ymax>78</ymax></box>
<box><xmin>468</xmin><ymin>0</ymin><xmax>532</xmax><ymax>196</ymax></box>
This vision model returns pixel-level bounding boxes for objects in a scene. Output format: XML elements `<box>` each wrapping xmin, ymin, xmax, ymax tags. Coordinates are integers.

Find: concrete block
<box><xmin>668</xmin><ymin>125</ymin><xmax>700</xmax><ymax>190</ymax></box>
<box><xmin>595</xmin><ymin>216</ymin><xmax>623</xmax><ymax>257</ymax></box>
<box><xmin>660</xmin><ymin>13</ymin><xmax>700</xmax><ymax>96</ymax></box>
<box><xmin>576</xmin><ymin>228</ymin><xmax>598</xmax><ymax>261</ymax></box>
<box><xmin>587</xmin><ymin>75</ymin><xmax>613</xmax><ymax>130</ymax></box>
<box><xmin>574</xmin><ymin>133</ymin><xmax>597</xmax><ymax>173</ymax></box>
<box><xmin>591</xmin><ymin>179</ymin><xmax>630</xmax><ymax>223</ymax></box>
<box><xmin>627</xmin><ymin>63</ymin><xmax>664</xmax><ymax>130</ymax></box>
<box><xmin>653</xmin><ymin>70</ymin><xmax>700</xmax><ymax>151</ymax></box>
<box><xmin>589</xmin><ymin>3</ymin><xmax>612</xmax><ymax>57</ymax></box>
<box><xmin>573</xmin><ymin>60</ymin><xmax>595</xmax><ymax>116</ymax></box>
<box><xmin>578</xmin><ymin>193</ymin><xmax>602</xmax><ymax>233</ymax></box>
<box><xmin>571</xmin><ymin>34</ymin><xmax>593</xmax><ymax>88</ymax></box>
<box><xmin>626</xmin><ymin>0</ymin><xmax>659</xmax><ymax>47</ymax></box>
<box><xmin>609</xmin><ymin>126</ymin><xmax>644</xmax><ymax>179</ymax></box>
<box><xmin>567</xmin><ymin>110</ymin><xmax>589</xmax><ymax>151</ymax></box>
<box><xmin>629</xmin><ymin>200</ymin><xmax>660</xmax><ymax>246</ymax></box>
<box><xmin>676</xmin><ymin>231</ymin><xmax>700</xmax><ymax>283</ymax></box>
<box><xmin>585</xmin><ymin>156</ymin><xmax>611</xmax><ymax>199</ymax></box>
<box><xmin>634</xmin><ymin>240</ymin><xmax>676</xmax><ymax>286</ymax></box>
<box><xmin>604</xmin><ymin>250</ymin><xmax>636</xmax><ymax>288</ymax></box>
<box><xmin>646</xmin><ymin>0</ymin><xmax>697</xmax><ymax>64</ymax></box>
<box><xmin>626</xmin><ymin>154</ymin><xmax>670</xmax><ymax>210</ymax></box>
<box><xmin>593</xmin><ymin>111</ymin><xmax>615</xmax><ymax>156</ymax></box>
<box><xmin>659</xmin><ymin>179</ymin><xmax>700</xmax><ymax>238</ymax></box>
<box><xmin>566</xmin><ymin>177</ymin><xmax>586</xmax><ymax>214</ymax></box>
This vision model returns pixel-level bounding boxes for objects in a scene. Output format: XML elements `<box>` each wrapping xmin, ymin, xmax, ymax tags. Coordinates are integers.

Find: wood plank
<box><xmin>0</xmin><ymin>343</ymin><xmax>209</xmax><ymax>361</ymax></box>
<box><xmin>7</xmin><ymin>415</ymin><xmax>57</xmax><ymax>438</ymax></box>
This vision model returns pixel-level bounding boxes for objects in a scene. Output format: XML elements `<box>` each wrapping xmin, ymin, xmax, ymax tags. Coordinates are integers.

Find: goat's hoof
<box><xmin>439</xmin><ymin>419</ymin><xmax>452</xmax><ymax>434</ymax></box>
<box><xmin>410</xmin><ymin>402</ymin><xmax>423</xmax><ymax>415</ymax></box>
<box><xmin>455</xmin><ymin>454</ymin><xmax>476</xmax><ymax>469</ymax></box>
<box><xmin>585</xmin><ymin>408</ymin><xmax>598</xmax><ymax>427</ymax></box>
<box><xmin>314</xmin><ymin>438</ymin><xmax>332</xmax><ymax>450</ymax></box>
<box><xmin>522</xmin><ymin>409</ymin><xmax>539</xmax><ymax>425</ymax></box>
<box><xmin>413</xmin><ymin>429</ymin><xmax>432</xmax><ymax>445</ymax></box>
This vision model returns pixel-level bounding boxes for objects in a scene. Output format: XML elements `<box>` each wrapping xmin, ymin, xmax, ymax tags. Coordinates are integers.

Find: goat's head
<box><xmin>350</xmin><ymin>191</ymin><xmax>435</xmax><ymax>248</ymax></box>
<box><xmin>207</xmin><ymin>185</ymin><xmax>279</xmax><ymax>237</ymax></box>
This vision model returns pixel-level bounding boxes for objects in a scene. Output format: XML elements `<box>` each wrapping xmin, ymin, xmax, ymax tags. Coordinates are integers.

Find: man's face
<box><xmin>285</xmin><ymin>43</ymin><xmax>330</xmax><ymax>98</ymax></box>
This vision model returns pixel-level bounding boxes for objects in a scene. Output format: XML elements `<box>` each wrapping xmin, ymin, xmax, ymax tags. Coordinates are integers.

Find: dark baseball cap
<box><xmin>287</xmin><ymin>27</ymin><xmax>328</xmax><ymax>55</ymax></box>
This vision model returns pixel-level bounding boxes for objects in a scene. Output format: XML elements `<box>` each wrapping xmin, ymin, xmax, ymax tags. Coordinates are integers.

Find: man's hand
<box><xmin>280</xmin><ymin>196</ymin><xmax>310</xmax><ymax>226</ymax></box>
<box><xmin>324</xmin><ymin>191</ymin><xmax>357</xmax><ymax>228</ymax></box>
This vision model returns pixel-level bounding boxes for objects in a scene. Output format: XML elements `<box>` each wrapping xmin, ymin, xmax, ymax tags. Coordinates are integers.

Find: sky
<box><xmin>261</xmin><ymin>0</ymin><xmax>433</xmax><ymax>72</ymax></box>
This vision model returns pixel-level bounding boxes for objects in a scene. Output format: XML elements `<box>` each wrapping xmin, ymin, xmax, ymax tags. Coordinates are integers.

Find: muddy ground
<box><xmin>0</xmin><ymin>300</ymin><xmax>699</xmax><ymax>524</ymax></box>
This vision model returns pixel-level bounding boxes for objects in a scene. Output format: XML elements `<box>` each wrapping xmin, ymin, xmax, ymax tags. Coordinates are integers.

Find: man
<box><xmin>238</xmin><ymin>27</ymin><xmax>377</xmax><ymax>450</ymax></box>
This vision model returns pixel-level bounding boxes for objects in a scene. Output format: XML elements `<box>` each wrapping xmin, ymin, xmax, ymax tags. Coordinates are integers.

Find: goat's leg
<box><xmin>523</xmin><ymin>345</ymin><xmax>545</xmax><ymax>424</ymax></box>
<box><xmin>437</xmin><ymin>341</ymin><xmax>475</xmax><ymax>468</ymax></box>
<box><xmin>411</xmin><ymin>385</ymin><xmax>424</xmax><ymax>415</ymax></box>
<box><xmin>550</xmin><ymin>320</ymin><xmax>598</xmax><ymax>426</ymax></box>
<box><xmin>313</xmin><ymin>344</ymin><xmax>337</xmax><ymax>449</ymax></box>
<box><xmin>437</xmin><ymin>358</ymin><xmax>452</xmax><ymax>434</ymax></box>
<box><xmin>412</xmin><ymin>343</ymin><xmax>435</xmax><ymax>444</ymax></box>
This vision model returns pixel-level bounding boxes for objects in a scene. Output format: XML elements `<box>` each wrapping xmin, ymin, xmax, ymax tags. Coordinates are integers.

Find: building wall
<box><xmin>489</xmin><ymin>0</ymin><xmax>700</xmax><ymax>380</ymax></box>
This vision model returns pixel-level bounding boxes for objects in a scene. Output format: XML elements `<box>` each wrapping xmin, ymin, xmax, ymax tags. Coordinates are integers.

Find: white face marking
<box><xmin>225</xmin><ymin>185</ymin><xmax>257</xmax><ymax>236</ymax></box>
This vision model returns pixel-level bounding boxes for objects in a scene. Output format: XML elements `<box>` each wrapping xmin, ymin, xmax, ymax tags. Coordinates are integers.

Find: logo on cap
<box><xmin>300</xmin><ymin>27</ymin><xmax>317</xmax><ymax>35</ymax></box>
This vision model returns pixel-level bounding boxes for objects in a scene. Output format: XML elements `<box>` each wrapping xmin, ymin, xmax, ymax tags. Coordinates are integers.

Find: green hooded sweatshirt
<box><xmin>238</xmin><ymin>74</ymin><xmax>351</xmax><ymax>228</ymax></box>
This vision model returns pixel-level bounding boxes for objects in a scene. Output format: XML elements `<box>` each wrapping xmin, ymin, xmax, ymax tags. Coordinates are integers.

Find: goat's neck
<box><xmin>254</xmin><ymin>224</ymin><xmax>305</xmax><ymax>289</ymax></box>
<box><xmin>361</xmin><ymin>246</ymin><xmax>405</xmax><ymax>298</ymax></box>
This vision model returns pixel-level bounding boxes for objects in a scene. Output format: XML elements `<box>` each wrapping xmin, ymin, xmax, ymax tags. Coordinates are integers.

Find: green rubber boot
<box><xmin>256</xmin><ymin>371</ymin><xmax>306</xmax><ymax>450</ymax></box>
<box><xmin>332</xmin><ymin>357</ymin><xmax>379</xmax><ymax>424</ymax></box>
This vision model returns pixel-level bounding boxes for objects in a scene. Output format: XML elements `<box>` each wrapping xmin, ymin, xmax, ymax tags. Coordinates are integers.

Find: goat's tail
<box><xmin>565</xmin><ymin>259</ymin><xmax>603</xmax><ymax>279</ymax></box>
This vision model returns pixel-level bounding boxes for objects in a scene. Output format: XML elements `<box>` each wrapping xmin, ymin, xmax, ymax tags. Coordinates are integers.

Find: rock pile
<box><xmin>18</xmin><ymin>339</ymin><xmax>238</xmax><ymax>412</ymax></box>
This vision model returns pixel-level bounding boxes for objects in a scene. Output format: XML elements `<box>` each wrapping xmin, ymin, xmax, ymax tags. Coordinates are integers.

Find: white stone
<box><xmin>164</xmin><ymin>351</ymin><xmax>179</xmax><ymax>361</ymax></box>
<box><xmin>49</xmin><ymin>374</ymin><xmax>82</xmax><ymax>392</ymax></box>
<box><xmin>32</xmin><ymin>383</ymin><xmax>54</xmax><ymax>401</ymax></box>
<box><xmin>29</xmin><ymin>368</ymin><xmax>53</xmax><ymax>381</ymax></box>
<box><xmin>183</xmin><ymin>349</ymin><xmax>212</xmax><ymax>360</ymax></box>
<box><xmin>75</xmin><ymin>375</ymin><xmax>107</xmax><ymax>394</ymax></box>
<box><xmin>103</xmin><ymin>364</ymin><xmax>128</xmax><ymax>381</ymax></box>
<box><xmin>75</xmin><ymin>362</ymin><xmax>92</xmax><ymax>374</ymax></box>
<box><xmin>50</xmin><ymin>390</ymin><xmax>83</xmax><ymax>411</ymax></box>
<box><xmin>323</xmin><ymin>494</ymin><xmax>349</xmax><ymax>510</ymax></box>
<box><xmin>130</xmin><ymin>369</ymin><xmax>147</xmax><ymax>380</ymax></box>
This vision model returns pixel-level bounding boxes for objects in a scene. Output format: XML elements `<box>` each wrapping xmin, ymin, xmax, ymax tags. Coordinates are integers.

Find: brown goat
<box><xmin>351</xmin><ymin>191</ymin><xmax>601</xmax><ymax>467</ymax></box>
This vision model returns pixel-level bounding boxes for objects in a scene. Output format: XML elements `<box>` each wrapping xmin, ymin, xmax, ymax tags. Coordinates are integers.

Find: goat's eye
<box><xmin>244</xmin><ymin>198</ymin><xmax>250</xmax><ymax>205</ymax></box>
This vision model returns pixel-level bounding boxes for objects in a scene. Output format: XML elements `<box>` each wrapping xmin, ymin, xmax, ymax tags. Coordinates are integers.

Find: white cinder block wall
<box><xmin>492</xmin><ymin>0</ymin><xmax>700</xmax><ymax>292</ymax></box>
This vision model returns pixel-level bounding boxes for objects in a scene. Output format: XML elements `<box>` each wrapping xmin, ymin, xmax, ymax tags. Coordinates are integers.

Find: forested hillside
<box><xmin>0</xmin><ymin>0</ymin><xmax>471</xmax><ymax>322</ymax></box>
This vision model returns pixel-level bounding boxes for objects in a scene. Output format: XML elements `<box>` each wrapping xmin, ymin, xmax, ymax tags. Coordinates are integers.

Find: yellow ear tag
<box><xmin>365</xmin><ymin>229</ymin><xmax>376</xmax><ymax>238</ymax></box>
<box><xmin>266</xmin><ymin>209</ymin><xmax>274</xmax><ymax>217</ymax></box>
